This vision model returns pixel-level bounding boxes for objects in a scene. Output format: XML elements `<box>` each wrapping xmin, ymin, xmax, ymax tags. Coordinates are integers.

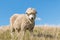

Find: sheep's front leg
<box><xmin>17</xmin><ymin>30</ymin><xmax>25</xmax><ymax>40</ymax></box>
<box><xmin>29</xmin><ymin>30</ymin><xmax>34</xmax><ymax>40</ymax></box>
<box><xmin>18</xmin><ymin>26</ymin><xmax>26</xmax><ymax>40</ymax></box>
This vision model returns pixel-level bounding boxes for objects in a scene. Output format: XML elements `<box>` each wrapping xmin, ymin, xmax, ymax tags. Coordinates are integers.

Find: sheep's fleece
<box><xmin>10</xmin><ymin>14</ymin><xmax>35</xmax><ymax>32</ymax></box>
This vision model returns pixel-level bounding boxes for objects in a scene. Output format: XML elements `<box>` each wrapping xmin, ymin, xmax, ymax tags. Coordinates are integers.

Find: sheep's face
<box><xmin>27</xmin><ymin>13</ymin><xmax>36</xmax><ymax>21</ymax></box>
<box><xmin>26</xmin><ymin>8</ymin><xmax>37</xmax><ymax>21</ymax></box>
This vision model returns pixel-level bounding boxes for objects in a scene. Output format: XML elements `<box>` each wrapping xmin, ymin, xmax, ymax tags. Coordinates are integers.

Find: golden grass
<box><xmin>0</xmin><ymin>26</ymin><xmax>60</xmax><ymax>40</ymax></box>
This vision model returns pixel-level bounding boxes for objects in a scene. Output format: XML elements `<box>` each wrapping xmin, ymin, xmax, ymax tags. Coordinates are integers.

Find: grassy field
<box><xmin>0</xmin><ymin>25</ymin><xmax>60</xmax><ymax>40</ymax></box>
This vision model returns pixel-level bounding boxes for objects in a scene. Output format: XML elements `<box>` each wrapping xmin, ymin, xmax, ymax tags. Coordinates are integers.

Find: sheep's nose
<box><xmin>31</xmin><ymin>17</ymin><xmax>34</xmax><ymax>20</ymax></box>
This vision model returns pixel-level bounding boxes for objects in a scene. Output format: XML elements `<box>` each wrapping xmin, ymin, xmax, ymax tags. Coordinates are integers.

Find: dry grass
<box><xmin>0</xmin><ymin>25</ymin><xmax>60</xmax><ymax>40</ymax></box>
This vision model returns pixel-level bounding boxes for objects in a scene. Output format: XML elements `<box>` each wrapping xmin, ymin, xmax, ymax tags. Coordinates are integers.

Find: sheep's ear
<box><xmin>26</xmin><ymin>13</ymin><xmax>27</xmax><ymax>14</ymax></box>
<box><xmin>36</xmin><ymin>12</ymin><xmax>37</xmax><ymax>14</ymax></box>
<box><xmin>35</xmin><ymin>11</ymin><xmax>37</xmax><ymax>14</ymax></box>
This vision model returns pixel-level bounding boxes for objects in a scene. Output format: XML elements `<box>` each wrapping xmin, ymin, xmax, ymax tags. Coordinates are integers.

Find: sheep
<box><xmin>10</xmin><ymin>8</ymin><xmax>37</xmax><ymax>40</ymax></box>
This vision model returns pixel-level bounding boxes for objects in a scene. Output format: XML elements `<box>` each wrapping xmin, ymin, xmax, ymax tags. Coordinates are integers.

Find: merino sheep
<box><xmin>10</xmin><ymin>8</ymin><xmax>37</xmax><ymax>40</ymax></box>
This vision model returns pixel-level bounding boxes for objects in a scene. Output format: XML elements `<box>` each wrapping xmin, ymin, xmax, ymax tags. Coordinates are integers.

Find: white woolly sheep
<box><xmin>10</xmin><ymin>8</ymin><xmax>37</xmax><ymax>40</ymax></box>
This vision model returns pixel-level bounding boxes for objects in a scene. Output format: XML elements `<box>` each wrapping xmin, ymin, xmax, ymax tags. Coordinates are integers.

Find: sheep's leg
<box><xmin>11</xmin><ymin>26</ymin><xmax>17</xmax><ymax>40</ymax></box>
<box><xmin>29</xmin><ymin>30</ymin><xmax>33</xmax><ymax>40</ymax></box>
<box><xmin>17</xmin><ymin>30</ymin><xmax>25</xmax><ymax>40</ymax></box>
<box><xmin>11</xmin><ymin>29</ymin><xmax>15</xmax><ymax>40</ymax></box>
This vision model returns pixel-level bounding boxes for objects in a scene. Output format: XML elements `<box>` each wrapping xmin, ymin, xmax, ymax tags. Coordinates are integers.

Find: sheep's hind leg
<box><xmin>11</xmin><ymin>28</ymin><xmax>15</xmax><ymax>40</ymax></box>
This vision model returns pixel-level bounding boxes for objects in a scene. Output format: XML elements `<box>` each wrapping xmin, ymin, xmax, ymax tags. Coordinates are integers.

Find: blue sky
<box><xmin>0</xmin><ymin>0</ymin><xmax>60</xmax><ymax>26</ymax></box>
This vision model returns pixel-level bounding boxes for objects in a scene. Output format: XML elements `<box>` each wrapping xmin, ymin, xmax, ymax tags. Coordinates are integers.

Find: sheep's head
<box><xmin>26</xmin><ymin>8</ymin><xmax>37</xmax><ymax>21</ymax></box>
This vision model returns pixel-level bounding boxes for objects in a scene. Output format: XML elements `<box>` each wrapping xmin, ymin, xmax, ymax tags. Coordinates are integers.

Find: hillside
<box><xmin>0</xmin><ymin>25</ymin><xmax>60</xmax><ymax>40</ymax></box>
